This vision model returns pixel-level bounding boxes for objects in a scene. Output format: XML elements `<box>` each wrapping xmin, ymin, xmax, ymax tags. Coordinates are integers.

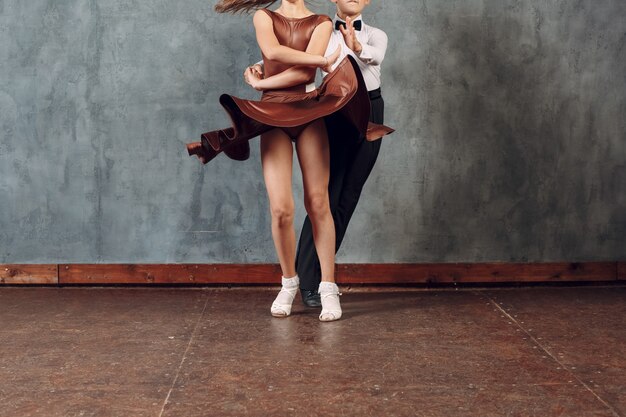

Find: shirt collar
<box><xmin>333</xmin><ymin>12</ymin><xmax>364</xmax><ymax>27</ymax></box>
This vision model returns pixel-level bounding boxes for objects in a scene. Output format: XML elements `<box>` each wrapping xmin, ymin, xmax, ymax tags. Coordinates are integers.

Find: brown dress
<box><xmin>186</xmin><ymin>8</ymin><xmax>395</xmax><ymax>164</ymax></box>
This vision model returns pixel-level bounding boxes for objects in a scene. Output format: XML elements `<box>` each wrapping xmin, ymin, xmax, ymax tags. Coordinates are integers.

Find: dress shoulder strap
<box><xmin>259</xmin><ymin>8</ymin><xmax>273</xmax><ymax>18</ymax></box>
<box><xmin>309</xmin><ymin>14</ymin><xmax>332</xmax><ymax>32</ymax></box>
<box><xmin>260</xmin><ymin>8</ymin><xmax>281</xmax><ymax>24</ymax></box>
<box><xmin>316</xmin><ymin>14</ymin><xmax>332</xmax><ymax>25</ymax></box>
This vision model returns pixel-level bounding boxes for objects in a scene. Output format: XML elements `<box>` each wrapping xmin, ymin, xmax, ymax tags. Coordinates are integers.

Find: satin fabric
<box><xmin>187</xmin><ymin>8</ymin><xmax>394</xmax><ymax>163</ymax></box>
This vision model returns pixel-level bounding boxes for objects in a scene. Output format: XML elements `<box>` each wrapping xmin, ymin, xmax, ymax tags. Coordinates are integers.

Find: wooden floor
<box><xmin>0</xmin><ymin>284</ymin><xmax>624</xmax><ymax>417</ymax></box>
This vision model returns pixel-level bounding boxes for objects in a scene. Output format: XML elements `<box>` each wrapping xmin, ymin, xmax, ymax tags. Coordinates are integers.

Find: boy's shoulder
<box><xmin>364</xmin><ymin>21</ymin><xmax>388</xmax><ymax>38</ymax></box>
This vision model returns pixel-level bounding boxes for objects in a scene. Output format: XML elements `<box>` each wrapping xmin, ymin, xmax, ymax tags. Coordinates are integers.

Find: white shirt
<box><xmin>323</xmin><ymin>13</ymin><xmax>387</xmax><ymax>90</ymax></box>
<box><xmin>255</xmin><ymin>12</ymin><xmax>388</xmax><ymax>91</ymax></box>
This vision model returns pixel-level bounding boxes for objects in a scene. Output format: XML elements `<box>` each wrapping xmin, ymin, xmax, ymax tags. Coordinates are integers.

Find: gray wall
<box><xmin>1</xmin><ymin>0</ymin><xmax>624</xmax><ymax>263</ymax></box>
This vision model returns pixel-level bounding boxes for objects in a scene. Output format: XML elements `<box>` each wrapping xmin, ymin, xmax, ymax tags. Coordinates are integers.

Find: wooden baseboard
<box><xmin>0</xmin><ymin>264</ymin><xmax>57</xmax><ymax>284</ymax></box>
<box><xmin>0</xmin><ymin>262</ymin><xmax>622</xmax><ymax>285</ymax></box>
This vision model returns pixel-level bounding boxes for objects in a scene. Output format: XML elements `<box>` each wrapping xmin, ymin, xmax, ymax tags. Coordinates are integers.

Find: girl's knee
<box><xmin>304</xmin><ymin>192</ymin><xmax>330</xmax><ymax>218</ymax></box>
<box><xmin>270</xmin><ymin>203</ymin><xmax>294</xmax><ymax>227</ymax></box>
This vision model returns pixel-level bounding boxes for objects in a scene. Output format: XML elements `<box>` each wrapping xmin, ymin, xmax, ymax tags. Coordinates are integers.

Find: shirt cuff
<box><xmin>355</xmin><ymin>43</ymin><xmax>374</xmax><ymax>63</ymax></box>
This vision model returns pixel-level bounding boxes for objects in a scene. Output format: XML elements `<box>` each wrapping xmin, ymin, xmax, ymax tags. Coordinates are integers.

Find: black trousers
<box><xmin>295</xmin><ymin>88</ymin><xmax>385</xmax><ymax>290</ymax></box>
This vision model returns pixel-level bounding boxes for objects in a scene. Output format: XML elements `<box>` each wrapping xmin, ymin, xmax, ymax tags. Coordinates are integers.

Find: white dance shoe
<box><xmin>318</xmin><ymin>281</ymin><xmax>342</xmax><ymax>321</ymax></box>
<box><xmin>270</xmin><ymin>275</ymin><xmax>300</xmax><ymax>317</ymax></box>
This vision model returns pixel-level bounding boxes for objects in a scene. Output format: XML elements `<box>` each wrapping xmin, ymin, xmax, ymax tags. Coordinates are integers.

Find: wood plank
<box><xmin>51</xmin><ymin>262</ymin><xmax>618</xmax><ymax>285</ymax></box>
<box><xmin>0</xmin><ymin>264</ymin><xmax>57</xmax><ymax>284</ymax></box>
<box><xmin>336</xmin><ymin>262</ymin><xmax>617</xmax><ymax>283</ymax></box>
<box><xmin>58</xmin><ymin>263</ymin><xmax>283</xmax><ymax>284</ymax></box>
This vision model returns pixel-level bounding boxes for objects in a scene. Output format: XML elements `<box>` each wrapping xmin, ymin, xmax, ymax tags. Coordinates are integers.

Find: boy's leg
<box><xmin>333</xmin><ymin>94</ymin><xmax>385</xmax><ymax>248</ymax></box>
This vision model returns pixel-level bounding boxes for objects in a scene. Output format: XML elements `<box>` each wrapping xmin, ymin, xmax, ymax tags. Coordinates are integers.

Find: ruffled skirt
<box><xmin>186</xmin><ymin>54</ymin><xmax>394</xmax><ymax>164</ymax></box>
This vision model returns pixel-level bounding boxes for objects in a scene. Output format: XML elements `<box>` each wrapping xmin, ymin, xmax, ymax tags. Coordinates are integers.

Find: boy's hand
<box><xmin>338</xmin><ymin>15</ymin><xmax>362</xmax><ymax>54</ymax></box>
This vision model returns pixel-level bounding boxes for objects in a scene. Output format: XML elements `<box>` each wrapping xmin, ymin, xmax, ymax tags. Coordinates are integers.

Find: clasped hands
<box><xmin>337</xmin><ymin>15</ymin><xmax>362</xmax><ymax>54</ymax></box>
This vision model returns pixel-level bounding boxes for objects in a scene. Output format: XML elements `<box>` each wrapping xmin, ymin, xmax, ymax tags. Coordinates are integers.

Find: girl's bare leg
<box><xmin>260</xmin><ymin>128</ymin><xmax>297</xmax><ymax>279</ymax></box>
<box><xmin>296</xmin><ymin>118</ymin><xmax>342</xmax><ymax>321</ymax></box>
<box><xmin>295</xmin><ymin>118</ymin><xmax>335</xmax><ymax>283</ymax></box>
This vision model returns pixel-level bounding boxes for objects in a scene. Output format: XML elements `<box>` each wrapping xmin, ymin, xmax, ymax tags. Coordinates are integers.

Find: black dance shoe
<box><xmin>300</xmin><ymin>289</ymin><xmax>321</xmax><ymax>307</ymax></box>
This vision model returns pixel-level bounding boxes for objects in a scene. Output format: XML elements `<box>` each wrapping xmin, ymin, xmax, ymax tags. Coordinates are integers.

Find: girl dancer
<box><xmin>185</xmin><ymin>0</ymin><xmax>394</xmax><ymax>321</ymax></box>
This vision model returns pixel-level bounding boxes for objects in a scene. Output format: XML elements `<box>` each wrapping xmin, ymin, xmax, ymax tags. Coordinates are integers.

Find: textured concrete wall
<box><xmin>0</xmin><ymin>0</ymin><xmax>624</xmax><ymax>263</ymax></box>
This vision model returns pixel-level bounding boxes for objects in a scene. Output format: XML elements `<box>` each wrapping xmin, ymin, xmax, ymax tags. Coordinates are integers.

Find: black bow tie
<box><xmin>335</xmin><ymin>19</ymin><xmax>362</xmax><ymax>31</ymax></box>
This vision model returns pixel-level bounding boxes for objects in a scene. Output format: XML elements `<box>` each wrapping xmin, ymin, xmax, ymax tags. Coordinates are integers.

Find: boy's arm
<box><xmin>355</xmin><ymin>29</ymin><xmax>388</xmax><ymax>66</ymax></box>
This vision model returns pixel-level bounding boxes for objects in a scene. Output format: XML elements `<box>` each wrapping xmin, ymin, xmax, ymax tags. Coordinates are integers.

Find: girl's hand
<box><xmin>320</xmin><ymin>45</ymin><xmax>341</xmax><ymax>73</ymax></box>
<box><xmin>250</xmin><ymin>64</ymin><xmax>264</xmax><ymax>78</ymax></box>
<box><xmin>244</xmin><ymin>67</ymin><xmax>262</xmax><ymax>90</ymax></box>
<box><xmin>338</xmin><ymin>15</ymin><xmax>362</xmax><ymax>54</ymax></box>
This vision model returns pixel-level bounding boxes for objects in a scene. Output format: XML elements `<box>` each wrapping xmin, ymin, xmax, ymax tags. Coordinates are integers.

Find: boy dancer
<box><xmin>245</xmin><ymin>0</ymin><xmax>389</xmax><ymax>307</ymax></box>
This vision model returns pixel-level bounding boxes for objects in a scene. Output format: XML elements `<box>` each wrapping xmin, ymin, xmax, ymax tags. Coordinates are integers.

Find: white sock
<box><xmin>271</xmin><ymin>274</ymin><xmax>299</xmax><ymax>316</ymax></box>
<box><xmin>318</xmin><ymin>281</ymin><xmax>342</xmax><ymax>321</ymax></box>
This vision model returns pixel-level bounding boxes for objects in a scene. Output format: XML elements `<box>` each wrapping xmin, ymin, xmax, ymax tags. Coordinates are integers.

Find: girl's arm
<box><xmin>253</xmin><ymin>9</ymin><xmax>332</xmax><ymax>67</ymax></box>
<box><xmin>244</xmin><ymin>22</ymin><xmax>341</xmax><ymax>90</ymax></box>
<box><xmin>246</xmin><ymin>31</ymin><xmax>339</xmax><ymax>90</ymax></box>
<box><xmin>245</xmin><ymin>60</ymin><xmax>316</xmax><ymax>91</ymax></box>
<box><xmin>253</xmin><ymin>64</ymin><xmax>315</xmax><ymax>90</ymax></box>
